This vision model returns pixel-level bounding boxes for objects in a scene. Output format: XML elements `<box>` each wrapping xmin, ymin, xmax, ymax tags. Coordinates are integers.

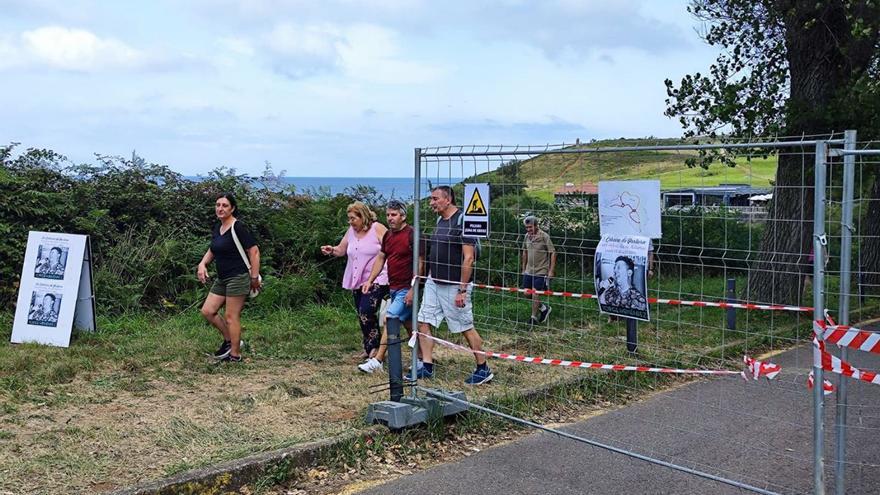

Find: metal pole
<box><xmin>813</xmin><ymin>140</ymin><xmax>828</xmax><ymax>495</ymax></box>
<box><xmin>410</xmin><ymin>148</ymin><xmax>422</xmax><ymax>397</ymax></box>
<box><xmin>835</xmin><ymin>130</ymin><xmax>856</xmax><ymax>495</ymax></box>
<box><xmin>420</xmin><ymin>138</ymin><xmax>846</xmax><ymax>158</ymax></box>
<box><xmin>626</xmin><ymin>318</ymin><xmax>638</xmax><ymax>354</ymax></box>
<box><xmin>386</xmin><ymin>317</ymin><xmax>403</xmax><ymax>402</ymax></box>
<box><xmin>726</xmin><ymin>278</ymin><xmax>737</xmax><ymax>331</ymax></box>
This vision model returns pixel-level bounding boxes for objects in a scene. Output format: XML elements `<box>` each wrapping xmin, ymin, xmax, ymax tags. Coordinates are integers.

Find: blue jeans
<box><xmin>385</xmin><ymin>288</ymin><xmax>413</xmax><ymax>323</ymax></box>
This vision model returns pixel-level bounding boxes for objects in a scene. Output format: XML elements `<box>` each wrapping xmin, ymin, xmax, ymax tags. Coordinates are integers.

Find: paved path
<box><xmin>358</xmin><ymin>342</ymin><xmax>880</xmax><ymax>495</ymax></box>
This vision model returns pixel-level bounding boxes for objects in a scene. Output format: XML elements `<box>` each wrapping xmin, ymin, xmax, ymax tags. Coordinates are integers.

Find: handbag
<box><xmin>230</xmin><ymin>220</ymin><xmax>261</xmax><ymax>298</ymax></box>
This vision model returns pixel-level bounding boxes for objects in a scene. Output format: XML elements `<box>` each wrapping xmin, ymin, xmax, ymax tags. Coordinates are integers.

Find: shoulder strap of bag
<box><xmin>229</xmin><ymin>220</ymin><xmax>252</xmax><ymax>270</ymax></box>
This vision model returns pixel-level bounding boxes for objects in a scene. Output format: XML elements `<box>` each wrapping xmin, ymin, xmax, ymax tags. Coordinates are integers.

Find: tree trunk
<box><xmin>745</xmin><ymin>155</ymin><xmax>814</xmax><ymax>305</ymax></box>
<box><xmin>747</xmin><ymin>2</ymin><xmax>854</xmax><ymax>304</ymax></box>
<box><xmin>860</xmin><ymin>175</ymin><xmax>880</xmax><ymax>293</ymax></box>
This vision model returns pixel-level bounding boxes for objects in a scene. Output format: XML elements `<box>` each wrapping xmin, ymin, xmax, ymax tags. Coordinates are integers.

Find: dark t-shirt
<box><xmin>210</xmin><ymin>221</ymin><xmax>257</xmax><ymax>279</ymax></box>
<box><xmin>426</xmin><ymin>209</ymin><xmax>476</xmax><ymax>285</ymax></box>
<box><xmin>382</xmin><ymin>225</ymin><xmax>414</xmax><ymax>290</ymax></box>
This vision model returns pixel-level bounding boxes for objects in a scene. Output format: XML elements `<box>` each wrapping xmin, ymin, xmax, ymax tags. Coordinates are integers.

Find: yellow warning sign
<box><xmin>465</xmin><ymin>188</ymin><xmax>488</xmax><ymax>216</ymax></box>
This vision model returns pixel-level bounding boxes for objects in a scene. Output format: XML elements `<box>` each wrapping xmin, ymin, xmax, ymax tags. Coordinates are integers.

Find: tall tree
<box><xmin>665</xmin><ymin>1</ymin><xmax>880</xmax><ymax>304</ymax></box>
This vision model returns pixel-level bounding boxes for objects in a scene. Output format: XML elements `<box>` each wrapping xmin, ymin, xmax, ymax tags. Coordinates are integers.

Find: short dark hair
<box><xmin>216</xmin><ymin>192</ymin><xmax>238</xmax><ymax>215</ymax></box>
<box><xmin>49</xmin><ymin>247</ymin><xmax>63</xmax><ymax>256</ymax></box>
<box><xmin>614</xmin><ymin>255</ymin><xmax>635</xmax><ymax>273</ymax></box>
<box><xmin>431</xmin><ymin>185</ymin><xmax>455</xmax><ymax>204</ymax></box>
<box><xmin>386</xmin><ymin>199</ymin><xmax>407</xmax><ymax>216</ymax></box>
<box><xmin>43</xmin><ymin>293</ymin><xmax>57</xmax><ymax>303</ymax></box>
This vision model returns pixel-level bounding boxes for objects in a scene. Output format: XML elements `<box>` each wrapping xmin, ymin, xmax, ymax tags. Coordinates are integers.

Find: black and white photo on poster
<box><xmin>34</xmin><ymin>243</ymin><xmax>69</xmax><ymax>280</ymax></box>
<box><xmin>27</xmin><ymin>289</ymin><xmax>62</xmax><ymax>327</ymax></box>
<box><xmin>594</xmin><ymin>234</ymin><xmax>650</xmax><ymax>321</ymax></box>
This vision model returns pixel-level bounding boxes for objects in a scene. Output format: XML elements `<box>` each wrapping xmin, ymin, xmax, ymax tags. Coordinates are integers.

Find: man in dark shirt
<box><xmin>359</xmin><ymin>200</ymin><xmax>422</xmax><ymax>373</ymax></box>
<box><xmin>415</xmin><ymin>186</ymin><xmax>493</xmax><ymax>385</ymax></box>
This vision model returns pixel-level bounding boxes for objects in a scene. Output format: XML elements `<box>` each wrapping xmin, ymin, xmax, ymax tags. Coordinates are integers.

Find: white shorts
<box><xmin>417</xmin><ymin>278</ymin><xmax>474</xmax><ymax>334</ymax></box>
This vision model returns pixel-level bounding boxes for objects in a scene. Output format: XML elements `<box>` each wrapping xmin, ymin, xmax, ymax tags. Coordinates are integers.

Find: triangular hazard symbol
<box><xmin>466</xmin><ymin>188</ymin><xmax>488</xmax><ymax>216</ymax></box>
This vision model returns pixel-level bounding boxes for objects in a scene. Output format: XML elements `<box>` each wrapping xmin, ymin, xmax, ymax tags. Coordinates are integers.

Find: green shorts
<box><xmin>210</xmin><ymin>272</ymin><xmax>251</xmax><ymax>297</ymax></box>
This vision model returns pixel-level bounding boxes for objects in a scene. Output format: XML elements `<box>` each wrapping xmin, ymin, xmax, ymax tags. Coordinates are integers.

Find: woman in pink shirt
<box><xmin>321</xmin><ymin>201</ymin><xmax>389</xmax><ymax>359</ymax></box>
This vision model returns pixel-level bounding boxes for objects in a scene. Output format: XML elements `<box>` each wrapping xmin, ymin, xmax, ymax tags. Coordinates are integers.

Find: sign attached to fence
<box><xmin>11</xmin><ymin>232</ymin><xmax>97</xmax><ymax>347</ymax></box>
<box><xmin>598</xmin><ymin>180</ymin><xmax>661</xmax><ymax>238</ymax></box>
<box><xmin>463</xmin><ymin>183</ymin><xmax>490</xmax><ymax>238</ymax></box>
<box><xmin>594</xmin><ymin>234</ymin><xmax>651</xmax><ymax>322</ymax></box>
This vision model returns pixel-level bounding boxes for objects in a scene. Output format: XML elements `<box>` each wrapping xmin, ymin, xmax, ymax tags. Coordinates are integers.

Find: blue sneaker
<box><xmin>404</xmin><ymin>366</ymin><xmax>433</xmax><ymax>381</ymax></box>
<box><xmin>465</xmin><ymin>366</ymin><xmax>493</xmax><ymax>385</ymax></box>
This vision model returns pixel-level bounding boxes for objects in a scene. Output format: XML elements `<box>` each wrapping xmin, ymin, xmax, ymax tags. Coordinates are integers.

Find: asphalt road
<box><xmin>358</xmin><ymin>341</ymin><xmax>880</xmax><ymax>495</ymax></box>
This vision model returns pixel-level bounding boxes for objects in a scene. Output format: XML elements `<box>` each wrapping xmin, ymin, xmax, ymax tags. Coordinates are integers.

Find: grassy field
<box><xmin>1</xmin><ymin>267</ymin><xmax>853</xmax><ymax>494</ymax></box>
<box><xmin>490</xmin><ymin>139</ymin><xmax>778</xmax><ymax>202</ymax></box>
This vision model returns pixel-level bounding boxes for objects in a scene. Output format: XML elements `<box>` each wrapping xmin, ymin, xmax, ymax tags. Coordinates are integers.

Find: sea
<box><xmin>280</xmin><ymin>177</ymin><xmax>417</xmax><ymax>199</ymax></box>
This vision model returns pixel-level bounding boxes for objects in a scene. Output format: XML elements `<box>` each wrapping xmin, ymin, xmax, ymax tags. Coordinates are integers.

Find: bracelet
<box><xmin>457</xmin><ymin>288</ymin><xmax>468</xmax><ymax>294</ymax></box>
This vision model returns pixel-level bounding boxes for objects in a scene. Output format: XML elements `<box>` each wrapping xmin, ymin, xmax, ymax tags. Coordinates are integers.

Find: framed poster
<box><xmin>11</xmin><ymin>232</ymin><xmax>96</xmax><ymax>347</ymax></box>
<box><xmin>594</xmin><ymin>234</ymin><xmax>651</xmax><ymax>322</ymax></box>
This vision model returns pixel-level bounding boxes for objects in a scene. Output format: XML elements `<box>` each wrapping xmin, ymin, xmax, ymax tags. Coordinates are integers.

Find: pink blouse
<box><xmin>342</xmin><ymin>223</ymin><xmax>388</xmax><ymax>290</ymax></box>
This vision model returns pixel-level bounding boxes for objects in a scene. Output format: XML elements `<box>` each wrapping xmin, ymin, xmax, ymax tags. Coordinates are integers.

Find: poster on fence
<box><xmin>594</xmin><ymin>234</ymin><xmax>650</xmax><ymax>322</ymax></box>
<box><xmin>598</xmin><ymin>180</ymin><xmax>661</xmax><ymax>238</ymax></box>
<box><xmin>11</xmin><ymin>232</ymin><xmax>96</xmax><ymax>347</ymax></box>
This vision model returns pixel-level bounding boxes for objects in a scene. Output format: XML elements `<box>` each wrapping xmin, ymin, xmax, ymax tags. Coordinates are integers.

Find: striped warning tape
<box><xmin>411</xmin><ymin>331</ymin><xmax>750</xmax><ymax>377</ymax></box>
<box><xmin>417</xmin><ymin>276</ymin><xmax>813</xmax><ymax>313</ymax></box>
<box><xmin>814</xmin><ymin>320</ymin><xmax>880</xmax><ymax>355</ymax></box>
<box><xmin>812</xmin><ymin>321</ymin><xmax>880</xmax><ymax>386</ymax></box>
<box><xmin>808</xmin><ymin>370</ymin><xmax>835</xmax><ymax>395</ymax></box>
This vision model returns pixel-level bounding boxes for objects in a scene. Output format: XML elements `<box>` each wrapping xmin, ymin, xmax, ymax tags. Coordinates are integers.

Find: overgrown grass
<box><xmin>2</xmin><ymin>274</ymin><xmax>876</xmax><ymax>493</ymax></box>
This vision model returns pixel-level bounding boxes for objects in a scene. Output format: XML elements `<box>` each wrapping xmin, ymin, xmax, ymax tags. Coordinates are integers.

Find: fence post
<box><xmin>386</xmin><ymin>317</ymin><xmax>404</xmax><ymax>402</ymax></box>
<box><xmin>626</xmin><ymin>318</ymin><xmax>637</xmax><ymax>354</ymax></box>
<box><xmin>726</xmin><ymin>278</ymin><xmax>736</xmax><ymax>331</ymax></box>
<box><xmin>835</xmin><ymin>129</ymin><xmax>856</xmax><ymax>495</ymax></box>
<box><xmin>813</xmin><ymin>140</ymin><xmax>828</xmax><ymax>495</ymax></box>
<box><xmin>410</xmin><ymin>148</ymin><xmax>422</xmax><ymax>397</ymax></box>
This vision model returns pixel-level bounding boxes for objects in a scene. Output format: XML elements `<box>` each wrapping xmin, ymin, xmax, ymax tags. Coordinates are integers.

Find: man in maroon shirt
<box><xmin>358</xmin><ymin>200</ymin><xmax>421</xmax><ymax>373</ymax></box>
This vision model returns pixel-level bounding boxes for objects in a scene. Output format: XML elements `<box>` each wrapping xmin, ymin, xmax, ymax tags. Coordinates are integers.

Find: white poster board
<box><xmin>11</xmin><ymin>232</ymin><xmax>96</xmax><ymax>347</ymax></box>
<box><xmin>598</xmin><ymin>180</ymin><xmax>662</xmax><ymax>238</ymax></box>
<box><xmin>594</xmin><ymin>234</ymin><xmax>651</xmax><ymax>322</ymax></box>
<box><xmin>463</xmin><ymin>183</ymin><xmax>490</xmax><ymax>238</ymax></box>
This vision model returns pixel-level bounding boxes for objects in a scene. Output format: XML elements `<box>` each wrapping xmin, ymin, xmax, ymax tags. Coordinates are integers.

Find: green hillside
<box><xmin>478</xmin><ymin>139</ymin><xmax>778</xmax><ymax>202</ymax></box>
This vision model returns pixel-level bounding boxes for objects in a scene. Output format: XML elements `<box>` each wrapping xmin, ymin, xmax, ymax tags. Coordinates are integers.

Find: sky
<box><xmin>0</xmin><ymin>0</ymin><xmax>721</xmax><ymax>177</ymax></box>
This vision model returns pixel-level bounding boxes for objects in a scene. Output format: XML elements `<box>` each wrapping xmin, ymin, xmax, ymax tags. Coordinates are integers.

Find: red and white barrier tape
<box><xmin>814</xmin><ymin>319</ymin><xmax>880</xmax><ymax>355</ymax></box>
<box><xmin>812</xmin><ymin>326</ymin><xmax>880</xmax><ymax>386</ymax></box>
<box><xmin>417</xmin><ymin>276</ymin><xmax>813</xmax><ymax>313</ymax></box>
<box><xmin>742</xmin><ymin>355</ymin><xmax>781</xmax><ymax>380</ymax></box>
<box><xmin>808</xmin><ymin>371</ymin><xmax>835</xmax><ymax>395</ymax></box>
<box><xmin>409</xmin><ymin>331</ymin><xmax>763</xmax><ymax>377</ymax></box>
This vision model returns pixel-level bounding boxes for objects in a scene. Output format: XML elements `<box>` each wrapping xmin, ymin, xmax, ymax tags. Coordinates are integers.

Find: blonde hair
<box><xmin>346</xmin><ymin>201</ymin><xmax>377</xmax><ymax>231</ymax></box>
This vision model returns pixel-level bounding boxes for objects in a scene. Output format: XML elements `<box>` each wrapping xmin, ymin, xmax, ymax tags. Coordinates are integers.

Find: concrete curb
<box><xmin>108</xmin><ymin>425</ymin><xmax>384</xmax><ymax>495</ymax></box>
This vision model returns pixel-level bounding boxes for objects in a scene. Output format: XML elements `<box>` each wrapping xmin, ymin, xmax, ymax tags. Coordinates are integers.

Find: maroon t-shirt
<box><xmin>381</xmin><ymin>225</ymin><xmax>414</xmax><ymax>290</ymax></box>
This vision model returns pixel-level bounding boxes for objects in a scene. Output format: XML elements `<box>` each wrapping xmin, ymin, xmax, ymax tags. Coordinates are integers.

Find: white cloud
<box><xmin>253</xmin><ymin>22</ymin><xmax>442</xmax><ymax>83</ymax></box>
<box><xmin>0</xmin><ymin>26</ymin><xmax>189</xmax><ymax>72</ymax></box>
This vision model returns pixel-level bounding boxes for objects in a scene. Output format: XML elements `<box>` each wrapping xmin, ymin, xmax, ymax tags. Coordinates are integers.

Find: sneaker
<box><xmin>213</xmin><ymin>340</ymin><xmax>231</xmax><ymax>360</ymax></box>
<box><xmin>358</xmin><ymin>358</ymin><xmax>384</xmax><ymax>374</ymax></box>
<box><xmin>404</xmin><ymin>366</ymin><xmax>434</xmax><ymax>381</ymax></box>
<box><xmin>465</xmin><ymin>366</ymin><xmax>494</xmax><ymax>385</ymax></box>
<box><xmin>406</xmin><ymin>359</ymin><xmax>425</xmax><ymax>373</ymax></box>
<box><xmin>539</xmin><ymin>304</ymin><xmax>552</xmax><ymax>323</ymax></box>
<box><xmin>221</xmin><ymin>354</ymin><xmax>242</xmax><ymax>363</ymax></box>
<box><xmin>528</xmin><ymin>316</ymin><xmax>539</xmax><ymax>327</ymax></box>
